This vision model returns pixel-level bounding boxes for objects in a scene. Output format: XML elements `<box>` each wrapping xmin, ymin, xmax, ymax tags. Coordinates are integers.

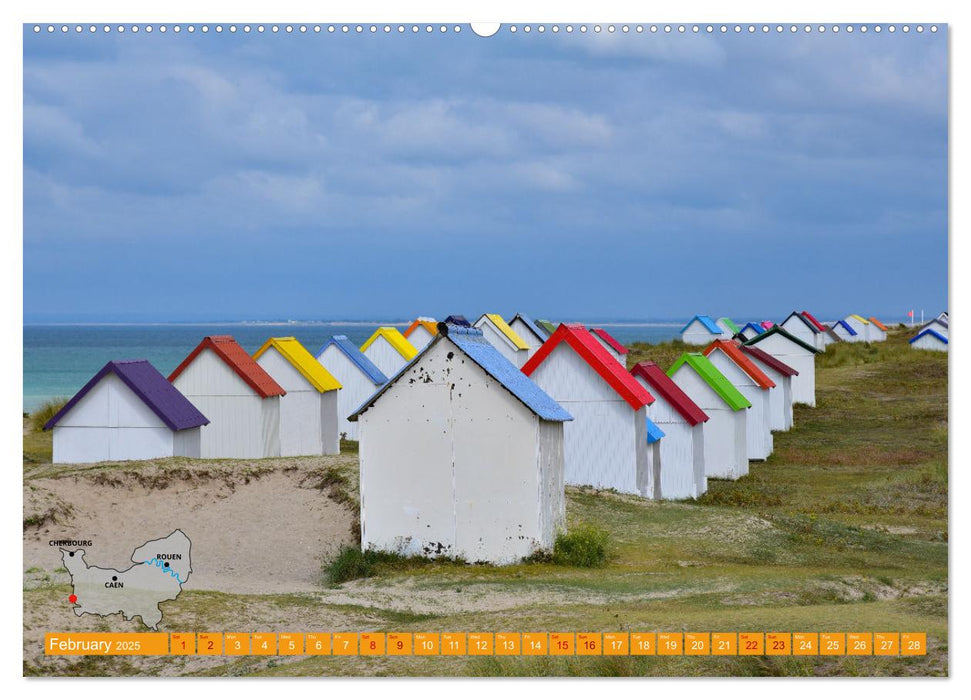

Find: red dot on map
<box><xmin>68</xmin><ymin>594</ymin><xmax>77</xmax><ymax>603</ymax></box>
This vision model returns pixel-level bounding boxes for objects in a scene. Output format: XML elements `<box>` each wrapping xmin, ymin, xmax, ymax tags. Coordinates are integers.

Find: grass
<box><xmin>28</xmin><ymin>397</ymin><xmax>68</xmax><ymax>432</ymax></box>
<box><xmin>22</xmin><ymin>327</ymin><xmax>947</xmax><ymax>677</ymax></box>
<box><xmin>551</xmin><ymin>523</ymin><xmax>610</xmax><ymax>567</ymax></box>
<box><xmin>324</xmin><ymin>545</ymin><xmax>467</xmax><ymax>586</ymax></box>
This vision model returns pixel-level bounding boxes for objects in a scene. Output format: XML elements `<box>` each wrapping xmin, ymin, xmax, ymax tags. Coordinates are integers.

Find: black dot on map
<box><xmin>112</xmin><ymin>576</ymin><xmax>117</xmax><ymax>581</ymax></box>
<box><xmin>68</xmin><ymin>552</ymin><xmax>74</xmax><ymax>557</ymax></box>
<box><xmin>164</xmin><ymin>562</ymin><xmax>169</xmax><ymax>568</ymax></box>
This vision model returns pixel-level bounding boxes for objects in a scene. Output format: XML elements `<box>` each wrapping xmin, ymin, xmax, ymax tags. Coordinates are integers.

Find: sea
<box><xmin>22</xmin><ymin>321</ymin><xmax>683</xmax><ymax>412</ymax></box>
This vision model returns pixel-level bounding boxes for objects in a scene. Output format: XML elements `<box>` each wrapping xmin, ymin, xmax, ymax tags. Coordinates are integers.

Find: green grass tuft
<box><xmin>552</xmin><ymin>522</ymin><xmax>610</xmax><ymax>568</ymax></box>
<box><xmin>324</xmin><ymin>545</ymin><xmax>466</xmax><ymax>585</ymax></box>
<box><xmin>29</xmin><ymin>398</ymin><xmax>69</xmax><ymax>433</ymax></box>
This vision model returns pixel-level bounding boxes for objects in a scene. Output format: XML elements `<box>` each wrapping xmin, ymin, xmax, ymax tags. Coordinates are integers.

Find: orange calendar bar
<box><xmin>820</xmin><ymin>633</ymin><xmax>845</xmax><ymax>655</ymax></box>
<box><xmin>685</xmin><ymin>633</ymin><xmax>709</xmax><ymax>656</ymax></box>
<box><xmin>278</xmin><ymin>633</ymin><xmax>303</xmax><ymax>655</ymax></box>
<box><xmin>251</xmin><ymin>633</ymin><xmax>276</xmax><ymax>656</ymax></box>
<box><xmin>711</xmin><ymin>633</ymin><xmax>737</xmax><ymax>655</ymax></box>
<box><xmin>739</xmin><ymin>633</ymin><xmax>764</xmax><ymax>655</ymax></box>
<box><xmin>197</xmin><ymin>633</ymin><xmax>222</xmax><ymax>656</ymax></box>
<box><xmin>901</xmin><ymin>633</ymin><xmax>927</xmax><ymax>656</ymax></box>
<box><xmin>792</xmin><ymin>633</ymin><xmax>818</xmax><ymax>656</ymax></box>
<box><xmin>468</xmin><ymin>633</ymin><xmax>494</xmax><ymax>655</ymax></box>
<box><xmin>630</xmin><ymin>632</ymin><xmax>656</xmax><ymax>655</ymax></box>
<box><xmin>224</xmin><ymin>633</ymin><xmax>249</xmax><ymax>656</ymax></box>
<box><xmin>522</xmin><ymin>633</ymin><xmax>548</xmax><ymax>656</ymax></box>
<box><xmin>496</xmin><ymin>633</ymin><xmax>521</xmax><ymax>656</ymax></box>
<box><xmin>170</xmin><ymin>633</ymin><xmax>194</xmax><ymax>655</ymax></box>
<box><xmin>874</xmin><ymin>633</ymin><xmax>899</xmax><ymax>656</ymax></box>
<box><xmin>657</xmin><ymin>632</ymin><xmax>682</xmax><ymax>656</ymax></box>
<box><xmin>576</xmin><ymin>633</ymin><xmax>602</xmax><ymax>656</ymax></box>
<box><xmin>414</xmin><ymin>633</ymin><xmax>440</xmax><ymax>656</ymax></box>
<box><xmin>360</xmin><ymin>632</ymin><xmax>386</xmax><ymax>655</ymax></box>
<box><xmin>387</xmin><ymin>633</ymin><xmax>412</xmax><ymax>656</ymax></box>
<box><xmin>550</xmin><ymin>633</ymin><xmax>575</xmax><ymax>656</ymax></box>
<box><xmin>332</xmin><ymin>632</ymin><xmax>358</xmax><ymax>655</ymax></box>
<box><xmin>306</xmin><ymin>633</ymin><xmax>330</xmax><ymax>655</ymax></box>
<box><xmin>441</xmin><ymin>633</ymin><xmax>467</xmax><ymax>656</ymax></box>
<box><xmin>847</xmin><ymin>633</ymin><xmax>872</xmax><ymax>656</ymax></box>
<box><xmin>766</xmin><ymin>633</ymin><xmax>791</xmax><ymax>656</ymax></box>
<box><xmin>44</xmin><ymin>633</ymin><xmax>169</xmax><ymax>656</ymax></box>
<box><xmin>603</xmin><ymin>633</ymin><xmax>628</xmax><ymax>656</ymax></box>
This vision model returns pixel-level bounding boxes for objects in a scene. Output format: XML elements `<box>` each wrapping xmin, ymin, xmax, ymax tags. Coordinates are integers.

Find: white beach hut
<box><xmin>681</xmin><ymin>315</ymin><xmax>723</xmax><ymax>345</ymax></box>
<box><xmin>253</xmin><ymin>337</ymin><xmax>341</xmax><ymax>456</ymax></box>
<box><xmin>829</xmin><ymin>319</ymin><xmax>861</xmax><ymax>343</ymax></box>
<box><xmin>909</xmin><ymin>327</ymin><xmax>948</xmax><ymax>353</ymax></box>
<box><xmin>316</xmin><ymin>335</ymin><xmax>388</xmax><ymax>441</ymax></box>
<box><xmin>589</xmin><ymin>328</ymin><xmax>630</xmax><ymax>366</ymax></box>
<box><xmin>737</xmin><ymin>323</ymin><xmax>765</xmax><ymax>342</ymax></box>
<box><xmin>473</xmin><ymin>313</ymin><xmax>531</xmax><ymax>368</ymax></box>
<box><xmin>742</xmin><ymin>326</ymin><xmax>821</xmax><ymax>407</ymax></box>
<box><xmin>715</xmin><ymin>317</ymin><xmax>741</xmax><ymax>340</ymax></box>
<box><xmin>168</xmin><ymin>335</ymin><xmax>285</xmax><ymax>459</ymax></box>
<box><xmin>867</xmin><ymin>317</ymin><xmax>889</xmax><ymax>342</ymax></box>
<box><xmin>403</xmin><ymin>318</ymin><xmax>438</xmax><ymax>351</ymax></box>
<box><xmin>843</xmin><ymin>314</ymin><xmax>872</xmax><ymax>342</ymax></box>
<box><xmin>508</xmin><ymin>313</ymin><xmax>549</xmax><ymax>359</ymax></box>
<box><xmin>522</xmin><ymin>324</ymin><xmax>656</xmax><ymax>498</ymax></box>
<box><xmin>668</xmin><ymin>353</ymin><xmax>751</xmax><ymax>480</ymax></box>
<box><xmin>703</xmin><ymin>340</ymin><xmax>774</xmax><ymax>460</ymax></box>
<box><xmin>349</xmin><ymin>323</ymin><xmax>572</xmax><ymax>565</ymax></box>
<box><xmin>780</xmin><ymin>311</ymin><xmax>825</xmax><ymax>351</ymax></box>
<box><xmin>629</xmin><ymin>361</ymin><xmax>709</xmax><ymax>499</ymax></box>
<box><xmin>43</xmin><ymin>360</ymin><xmax>209</xmax><ymax>464</ymax></box>
<box><xmin>360</xmin><ymin>327</ymin><xmax>418</xmax><ymax>379</ymax></box>
<box><xmin>919</xmin><ymin>318</ymin><xmax>949</xmax><ymax>338</ymax></box>
<box><xmin>739</xmin><ymin>344</ymin><xmax>798</xmax><ymax>431</ymax></box>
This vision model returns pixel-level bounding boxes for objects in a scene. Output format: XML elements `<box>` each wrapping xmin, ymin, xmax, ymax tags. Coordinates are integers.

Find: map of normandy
<box><xmin>61</xmin><ymin>530</ymin><xmax>191</xmax><ymax>630</ymax></box>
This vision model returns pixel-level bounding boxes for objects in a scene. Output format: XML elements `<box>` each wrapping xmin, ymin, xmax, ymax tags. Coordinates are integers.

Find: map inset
<box><xmin>62</xmin><ymin>529</ymin><xmax>191</xmax><ymax>630</ymax></box>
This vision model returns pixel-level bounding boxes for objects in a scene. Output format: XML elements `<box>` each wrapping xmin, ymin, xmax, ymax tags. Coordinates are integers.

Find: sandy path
<box><xmin>24</xmin><ymin>466</ymin><xmax>356</xmax><ymax>594</ymax></box>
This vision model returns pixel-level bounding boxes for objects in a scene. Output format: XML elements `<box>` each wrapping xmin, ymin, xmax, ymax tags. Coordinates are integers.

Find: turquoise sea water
<box><xmin>22</xmin><ymin>322</ymin><xmax>682</xmax><ymax>412</ymax></box>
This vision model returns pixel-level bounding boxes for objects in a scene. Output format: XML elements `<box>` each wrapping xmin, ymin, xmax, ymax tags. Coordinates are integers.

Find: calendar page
<box><xmin>18</xmin><ymin>8</ymin><xmax>948</xmax><ymax>683</ymax></box>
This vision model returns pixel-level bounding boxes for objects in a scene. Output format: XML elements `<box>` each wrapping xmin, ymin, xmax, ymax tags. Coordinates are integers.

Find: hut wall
<box><xmin>172</xmin><ymin>348</ymin><xmax>277</xmax><ymax>458</ymax></box>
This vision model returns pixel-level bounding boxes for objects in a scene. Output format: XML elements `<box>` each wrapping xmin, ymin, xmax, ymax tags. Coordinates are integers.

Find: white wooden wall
<box><xmin>751</xmin><ymin>334</ymin><xmax>817</xmax><ymax>407</ymax></box>
<box><xmin>52</xmin><ymin>373</ymin><xmax>184</xmax><ymax>463</ymax></box>
<box><xmin>592</xmin><ymin>334</ymin><xmax>625</xmax><ymax>365</ymax></box>
<box><xmin>911</xmin><ymin>334</ymin><xmax>948</xmax><ymax>352</ymax></box>
<box><xmin>633</xmin><ymin>375</ymin><xmax>707</xmax><ymax>499</ymax></box>
<box><xmin>669</xmin><ymin>364</ymin><xmax>748</xmax><ymax>479</ymax></box>
<box><xmin>510</xmin><ymin>318</ymin><xmax>543</xmax><ymax>358</ymax></box>
<box><xmin>358</xmin><ymin>339</ymin><xmax>562</xmax><ymax>564</ymax></box>
<box><xmin>682</xmin><ymin>320</ymin><xmax>719</xmax><ymax>346</ymax></box>
<box><xmin>706</xmin><ymin>350</ymin><xmax>773</xmax><ymax>460</ymax></box>
<box><xmin>832</xmin><ymin>324</ymin><xmax>858</xmax><ymax>342</ymax></box>
<box><xmin>528</xmin><ymin>344</ymin><xmax>643</xmax><ymax>495</ymax></box>
<box><xmin>256</xmin><ymin>347</ymin><xmax>328</xmax><ymax>456</ymax></box>
<box><xmin>844</xmin><ymin>317</ymin><xmax>870</xmax><ymax>342</ymax></box>
<box><xmin>408</xmin><ymin>325</ymin><xmax>436</xmax><ymax>351</ymax></box>
<box><xmin>475</xmin><ymin>318</ymin><xmax>529</xmax><ymax>368</ymax></box>
<box><xmin>362</xmin><ymin>337</ymin><xmax>411</xmax><ymax>378</ymax></box>
<box><xmin>318</xmin><ymin>345</ymin><xmax>381</xmax><ymax>441</ymax></box>
<box><xmin>171</xmin><ymin>348</ymin><xmax>281</xmax><ymax>458</ymax></box>
<box><xmin>744</xmin><ymin>356</ymin><xmax>793</xmax><ymax>432</ymax></box>
<box><xmin>780</xmin><ymin>317</ymin><xmax>817</xmax><ymax>349</ymax></box>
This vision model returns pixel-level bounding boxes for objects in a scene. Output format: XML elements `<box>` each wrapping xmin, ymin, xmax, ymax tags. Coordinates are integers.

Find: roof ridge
<box><xmin>254</xmin><ymin>337</ymin><xmax>341</xmax><ymax>393</ymax></box>
<box><xmin>702</xmin><ymin>340</ymin><xmax>775</xmax><ymax>389</ymax></box>
<box><xmin>522</xmin><ymin>324</ymin><xmax>654</xmax><ymax>410</ymax></box>
<box><xmin>668</xmin><ymin>352</ymin><xmax>751</xmax><ymax>411</ymax></box>
<box><xmin>629</xmin><ymin>361</ymin><xmax>708</xmax><ymax>425</ymax></box>
<box><xmin>169</xmin><ymin>335</ymin><xmax>286</xmax><ymax>398</ymax></box>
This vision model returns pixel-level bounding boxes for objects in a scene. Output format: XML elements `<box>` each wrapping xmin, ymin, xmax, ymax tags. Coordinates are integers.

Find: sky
<box><xmin>23</xmin><ymin>24</ymin><xmax>948</xmax><ymax>323</ymax></box>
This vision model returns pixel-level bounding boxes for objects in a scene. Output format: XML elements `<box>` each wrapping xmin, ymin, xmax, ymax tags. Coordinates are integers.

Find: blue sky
<box><xmin>23</xmin><ymin>25</ymin><xmax>948</xmax><ymax>323</ymax></box>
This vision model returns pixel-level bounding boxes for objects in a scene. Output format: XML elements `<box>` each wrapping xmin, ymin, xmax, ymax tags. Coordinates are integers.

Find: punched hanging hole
<box><xmin>470</xmin><ymin>23</ymin><xmax>501</xmax><ymax>37</ymax></box>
